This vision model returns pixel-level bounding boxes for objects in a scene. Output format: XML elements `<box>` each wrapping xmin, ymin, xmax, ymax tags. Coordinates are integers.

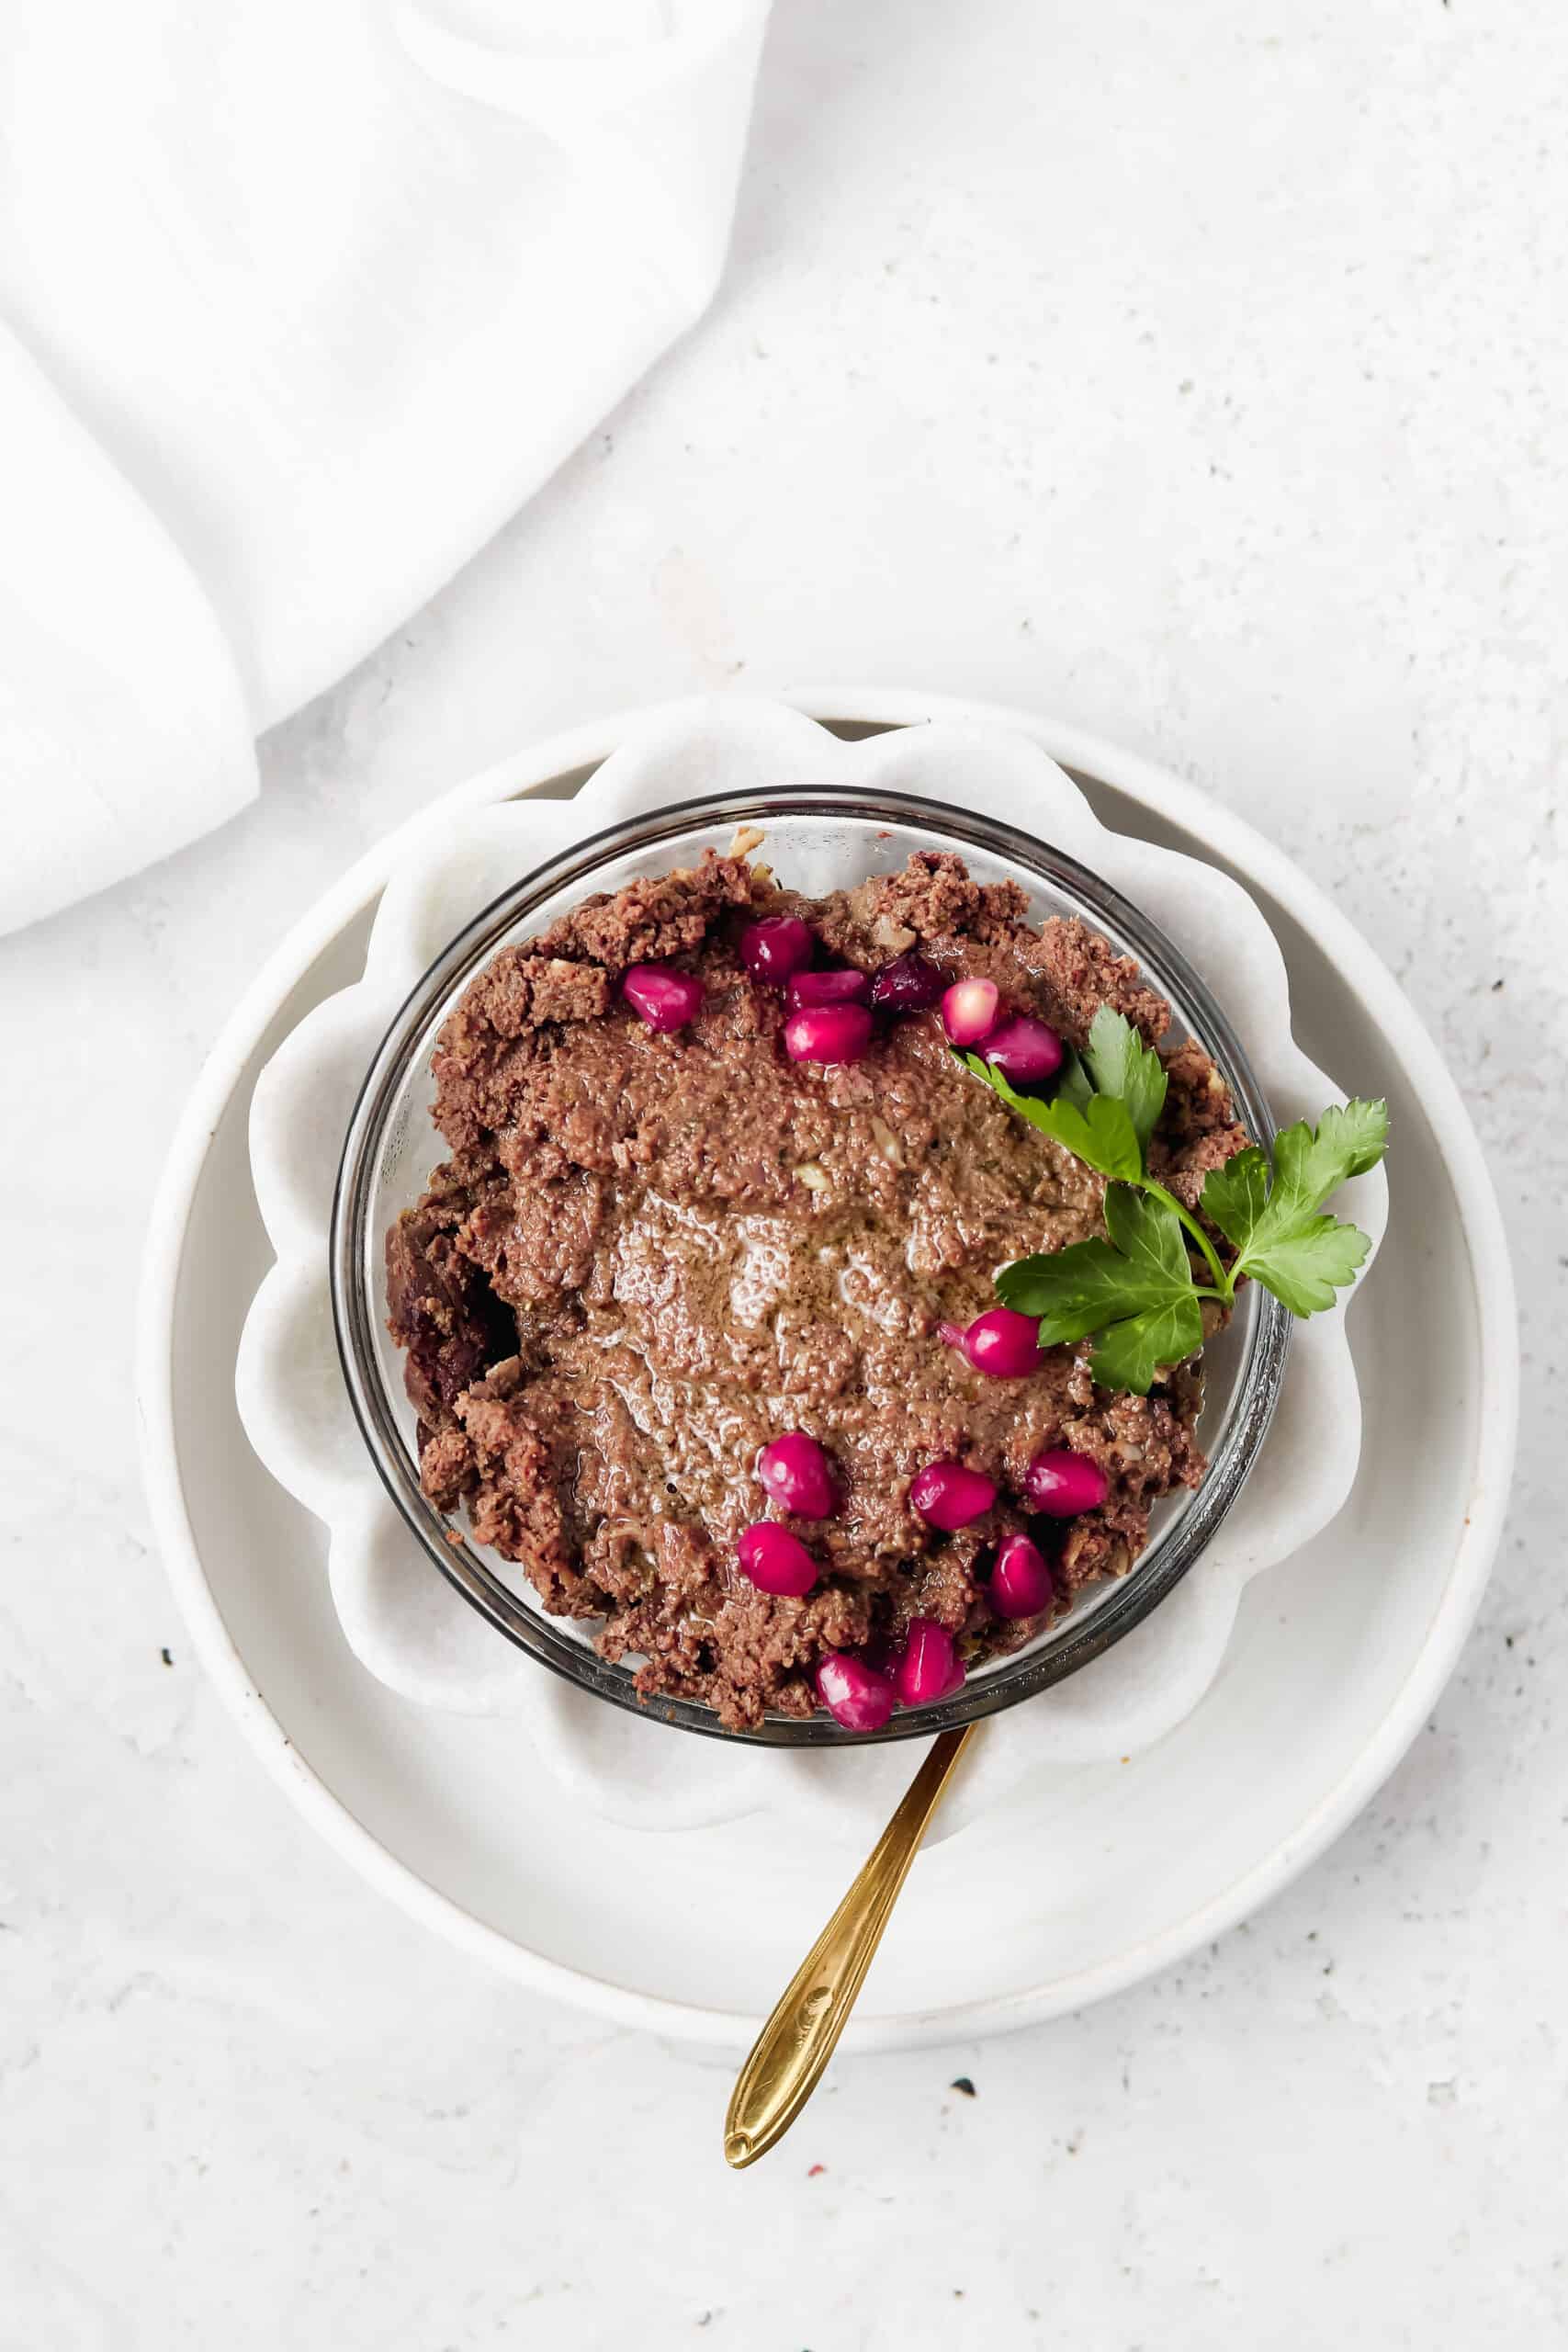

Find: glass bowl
<box><xmin>330</xmin><ymin>787</ymin><xmax>1290</xmax><ymax>1746</ymax></box>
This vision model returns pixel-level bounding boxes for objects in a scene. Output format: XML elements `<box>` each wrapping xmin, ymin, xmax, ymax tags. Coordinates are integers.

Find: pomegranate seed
<box><xmin>622</xmin><ymin>964</ymin><xmax>704</xmax><ymax>1033</ymax></box>
<box><xmin>894</xmin><ymin>1618</ymin><xmax>966</xmax><ymax>1707</ymax></box>
<box><xmin>870</xmin><ymin>952</ymin><xmax>944</xmax><ymax>1012</ymax></box>
<box><xmin>737</xmin><ymin>1521</ymin><xmax>818</xmax><ymax>1597</ymax></box>
<box><xmin>960</xmin><ymin>1306</ymin><xmax>1045</xmax><ymax>1378</ymax></box>
<box><xmin>989</xmin><ymin>1531</ymin><xmax>1055</xmax><ymax>1618</ymax></box>
<box><xmin>980</xmin><ymin>1012</ymin><xmax>1063</xmax><ymax>1083</ymax></box>
<box><xmin>786</xmin><ymin>967</ymin><xmax>871</xmax><ymax>1010</ymax></box>
<box><xmin>816</xmin><ymin>1651</ymin><xmax>895</xmax><ymax>1732</ymax></box>
<box><xmin>908</xmin><ymin>1460</ymin><xmax>997</xmax><ymax>1530</ymax></box>
<box><xmin>941</xmin><ymin>977</ymin><xmax>1001</xmax><ymax>1046</ymax></box>
<box><xmin>784</xmin><ymin>1004</ymin><xmax>874</xmax><ymax>1064</ymax></box>
<box><xmin>740</xmin><ymin>916</ymin><xmax>814</xmax><ymax>985</ymax></box>
<box><xmin>757</xmin><ymin>1430</ymin><xmax>840</xmax><ymax>1520</ymax></box>
<box><xmin>1023</xmin><ymin>1448</ymin><xmax>1111</xmax><ymax>1517</ymax></box>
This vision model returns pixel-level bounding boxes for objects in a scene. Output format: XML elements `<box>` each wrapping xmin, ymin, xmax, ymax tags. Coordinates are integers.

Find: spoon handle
<box><xmin>723</xmin><ymin>1724</ymin><xmax>973</xmax><ymax>2168</ymax></box>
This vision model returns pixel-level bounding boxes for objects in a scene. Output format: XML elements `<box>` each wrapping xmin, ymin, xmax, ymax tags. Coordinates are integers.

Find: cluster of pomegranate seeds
<box><xmin>737</xmin><ymin>1431</ymin><xmax>841</xmax><ymax>1600</ymax></box>
<box><xmin>814</xmin><ymin>1611</ymin><xmax>972</xmax><ymax>1731</ymax></box>
<box><xmin>805</xmin><ymin>1430</ymin><xmax>1107</xmax><ymax>1725</ymax></box>
<box><xmin>814</xmin><ymin>1624</ymin><xmax>964</xmax><ymax>1733</ymax></box>
<box><xmin>743</xmin><ymin>1423</ymin><xmax>1104</xmax><ymax>1730</ymax></box>
<box><xmin>941</xmin><ymin>974</ymin><xmax>1062</xmax><ymax>1082</ymax></box>
<box><xmin>737</xmin><ymin>919</ymin><xmax>946</xmax><ymax>1069</ymax></box>
<box><xmin>737</xmin><ymin>916</ymin><xmax>874</xmax><ymax>1066</ymax></box>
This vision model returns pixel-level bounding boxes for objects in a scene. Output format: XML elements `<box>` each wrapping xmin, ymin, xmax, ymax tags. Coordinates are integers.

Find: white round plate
<box><xmin>137</xmin><ymin>690</ymin><xmax>1517</xmax><ymax>2052</ymax></box>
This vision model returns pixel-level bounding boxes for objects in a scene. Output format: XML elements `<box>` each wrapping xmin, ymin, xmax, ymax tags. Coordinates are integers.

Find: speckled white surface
<box><xmin>3</xmin><ymin>0</ymin><xmax>1564</xmax><ymax>2343</ymax></box>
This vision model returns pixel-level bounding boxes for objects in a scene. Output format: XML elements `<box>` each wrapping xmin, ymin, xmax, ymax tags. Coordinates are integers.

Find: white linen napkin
<box><xmin>0</xmin><ymin>0</ymin><xmax>771</xmax><ymax>933</ymax></box>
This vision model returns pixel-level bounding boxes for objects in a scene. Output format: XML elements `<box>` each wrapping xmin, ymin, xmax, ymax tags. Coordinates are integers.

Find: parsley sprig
<box><xmin>958</xmin><ymin>1008</ymin><xmax>1388</xmax><ymax>1394</ymax></box>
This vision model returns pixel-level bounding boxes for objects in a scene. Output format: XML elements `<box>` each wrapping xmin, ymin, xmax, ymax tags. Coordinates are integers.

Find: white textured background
<box><xmin>4</xmin><ymin>1</ymin><xmax>1565</xmax><ymax>2344</ymax></box>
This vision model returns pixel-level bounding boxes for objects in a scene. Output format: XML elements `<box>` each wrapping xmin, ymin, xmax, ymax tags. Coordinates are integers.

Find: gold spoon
<box><xmin>723</xmin><ymin>1724</ymin><xmax>974</xmax><ymax>2168</ymax></box>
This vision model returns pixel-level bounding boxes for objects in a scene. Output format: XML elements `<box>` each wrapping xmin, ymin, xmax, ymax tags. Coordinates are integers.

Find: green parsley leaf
<box><xmin>1102</xmin><ymin>1180</ymin><xmax>1195</xmax><ymax>1288</ymax></box>
<box><xmin>1201</xmin><ymin>1097</ymin><xmax>1388</xmax><ymax>1313</ymax></box>
<box><xmin>1312</xmin><ymin>1097</ymin><xmax>1391</xmax><ymax>1181</ymax></box>
<box><xmin>1082</xmin><ymin>1006</ymin><xmax>1168</xmax><ymax>1157</ymax></box>
<box><xmin>958</xmin><ymin>992</ymin><xmax>1390</xmax><ymax>1396</ymax></box>
<box><xmin>1054</xmin><ymin>1045</ymin><xmax>1096</xmax><ymax>1114</ymax></box>
<box><xmin>997</xmin><ymin>1186</ymin><xmax>1204</xmax><ymax>1395</ymax></box>
<box><xmin>1088</xmin><ymin>1294</ymin><xmax>1206</xmax><ymax>1394</ymax></box>
<box><xmin>959</xmin><ymin>1051</ymin><xmax>1143</xmax><ymax>1182</ymax></box>
<box><xmin>996</xmin><ymin>1234</ymin><xmax>1136</xmax><ymax>1333</ymax></box>
<box><xmin>1269</xmin><ymin>1098</ymin><xmax>1391</xmax><ymax>1211</ymax></box>
<box><xmin>1196</xmin><ymin>1144</ymin><xmax>1269</xmax><ymax>1248</ymax></box>
<box><xmin>1228</xmin><ymin>1216</ymin><xmax>1372</xmax><ymax>1316</ymax></box>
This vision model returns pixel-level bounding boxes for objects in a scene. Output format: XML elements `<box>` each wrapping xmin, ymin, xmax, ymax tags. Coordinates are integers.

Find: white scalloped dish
<box><xmin>236</xmin><ymin>700</ymin><xmax>1387</xmax><ymax>1844</ymax></box>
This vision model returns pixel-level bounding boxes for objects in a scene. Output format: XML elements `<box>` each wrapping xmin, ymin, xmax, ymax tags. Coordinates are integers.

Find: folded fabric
<box><xmin>0</xmin><ymin>0</ymin><xmax>771</xmax><ymax>933</ymax></box>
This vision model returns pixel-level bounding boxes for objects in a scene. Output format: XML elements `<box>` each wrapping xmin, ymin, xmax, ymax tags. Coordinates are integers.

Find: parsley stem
<box><xmin>1142</xmin><ymin>1179</ymin><xmax>1234</xmax><ymax>1302</ymax></box>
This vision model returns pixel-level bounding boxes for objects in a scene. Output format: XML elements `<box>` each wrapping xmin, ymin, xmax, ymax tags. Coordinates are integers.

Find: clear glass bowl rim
<box><xmin>330</xmin><ymin>783</ymin><xmax>1291</xmax><ymax>1747</ymax></box>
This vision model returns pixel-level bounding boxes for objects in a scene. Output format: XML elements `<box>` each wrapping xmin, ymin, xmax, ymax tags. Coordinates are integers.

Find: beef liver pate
<box><xmin>386</xmin><ymin>849</ymin><xmax>1248</xmax><ymax>1729</ymax></box>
